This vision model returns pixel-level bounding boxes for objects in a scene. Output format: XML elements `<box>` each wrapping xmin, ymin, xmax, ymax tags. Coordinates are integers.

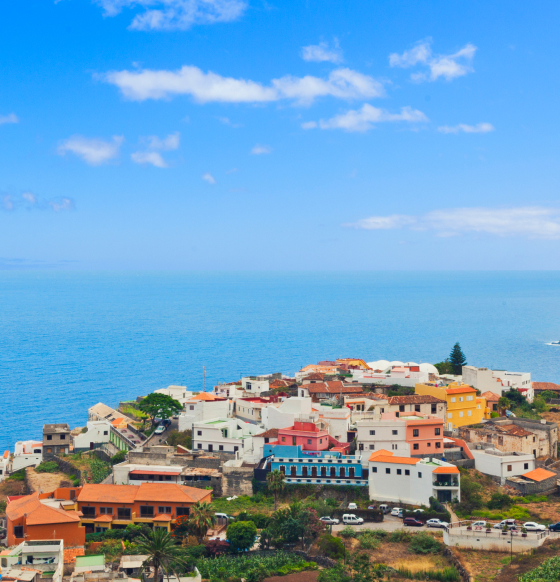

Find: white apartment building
<box><xmin>233</xmin><ymin>397</ymin><xmax>281</xmax><ymax>425</ymax></box>
<box><xmin>462</xmin><ymin>366</ymin><xmax>532</xmax><ymax>399</ymax></box>
<box><xmin>261</xmin><ymin>397</ymin><xmax>314</xmax><ymax>430</ymax></box>
<box><xmin>368</xmin><ymin>450</ymin><xmax>461</xmax><ymax>505</ymax></box>
<box><xmin>471</xmin><ymin>448</ymin><xmax>535</xmax><ymax>484</ymax></box>
<box><xmin>356</xmin><ymin>418</ymin><xmax>410</xmax><ymax>465</ymax></box>
<box><xmin>178</xmin><ymin>395</ymin><xmax>231</xmax><ymax>432</ymax></box>
<box><xmin>154</xmin><ymin>385</ymin><xmax>193</xmax><ymax>406</ymax></box>
<box><xmin>312</xmin><ymin>403</ymin><xmax>350</xmax><ymax>442</ymax></box>
<box><xmin>192</xmin><ymin>418</ymin><xmax>261</xmax><ymax>456</ymax></box>
<box><xmin>113</xmin><ymin>463</ymin><xmax>183</xmax><ymax>485</ymax></box>
<box><xmin>73</xmin><ymin>421</ymin><xmax>112</xmax><ymax>451</ymax></box>
<box><xmin>12</xmin><ymin>440</ymin><xmax>43</xmax><ymax>472</ymax></box>
<box><xmin>0</xmin><ymin>451</ymin><xmax>9</xmax><ymax>482</ymax></box>
<box><xmin>241</xmin><ymin>376</ymin><xmax>270</xmax><ymax>396</ymax></box>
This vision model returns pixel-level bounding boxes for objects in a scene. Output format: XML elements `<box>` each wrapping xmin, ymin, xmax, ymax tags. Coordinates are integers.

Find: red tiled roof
<box><xmin>387</xmin><ymin>395</ymin><xmax>445</xmax><ymax>405</ymax></box>
<box><xmin>153</xmin><ymin>514</ymin><xmax>173</xmax><ymax>521</ymax></box>
<box><xmin>481</xmin><ymin>391</ymin><xmax>500</xmax><ymax>401</ymax></box>
<box><xmin>7</xmin><ymin>494</ymin><xmax>81</xmax><ymax>525</ymax></box>
<box><xmin>522</xmin><ymin>468</ymin><xmax>556</xmax><ymax>482</ymax></box>
<box><xmin>255</xmin><ymin>429</ymin><xmax>279</xmax><ymax>439</ymax></box>
<box><xmin>433</xmin><ymin>466</ymin><xmax>460</xmax><ymax>474</ymax></box>
<box><xmin>64</xmin><ymin>547</ymin><xmax>85</xmax><ymax>564</ymax></box>
<box><xmin>78</xmin><ymin>483</ymin><xmax>210</xmax><ymax>504</ymax></box>
<box><xmin>533</xmin><ymin>382</ymin><xmax>560</xmax><ymax>391</ymax></box>
<box><xmin>94</xmin><ymin>515</ymin><xmax>113</xmax><ymax>522</ymax></box>
<box><xmin>372</xmin><ymin>455</ymin><xmax>420</xmax><ymax>465</ymax></box>
<box><xmin>307</xmin><ymin>382</ymin><xmax>363</xmax><ymax>395</ymax></box>
<box><xmin>446</xmin><ymin>386</ymin><xmax>477</xmax><ymax>394</ymax></box>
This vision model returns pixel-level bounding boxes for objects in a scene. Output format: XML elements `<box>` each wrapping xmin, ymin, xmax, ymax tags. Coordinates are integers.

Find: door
<box><xmin>321</xmin><ymin>466</ymin><xmax>326</xmax><ymax>477</ymax></box>
<box><xmin>208</xmin><ymin>444</ymin><xmax>213</xmax><ymax>452</ymax></box>
<box><xmin>302</xmin><ymin>466</ymin><xmax>308</xmax><ymax>477</ymax></box>
<box><xmin>349</xmin><ymin>467</ymin><xmax>355</xmax><ymax>478</ymax></box>
<box><xmin>291</xmin><ymin>466</ymin><xmax>297</xmax><ymax>477</ymax></box>
<box><xmin>311</xmin><ymin>466</ymin><xmax>317</xmax><ymax>477</ymax></box>
<box><xmin>340</xmin><ymin>467</ymin><xmax>345</xmax><ymax>478</ymax></box>
<box><xmin>90</xmin><ymin>442</ymin><xmax>94</xmax><ymax>450</ymax></box>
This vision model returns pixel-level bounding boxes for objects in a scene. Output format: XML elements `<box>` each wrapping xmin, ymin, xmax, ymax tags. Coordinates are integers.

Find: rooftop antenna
<box><xmin>203</xmin><ymin>366</ymin><xmax>206</xmax><ymax>393</ymax></box>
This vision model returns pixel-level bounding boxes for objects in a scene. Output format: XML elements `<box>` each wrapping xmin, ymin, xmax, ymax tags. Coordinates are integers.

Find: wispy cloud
<box><xmin>217</xmin><ymin>116</ymin><xmax>242</xmax><ymax>128</ymax></box>
<box><xmin>92</xmin><ymin>0</ymin><xmax>247</xmax><ymax>31</ymax></box>
<box><xmin>2</xmin><ymin>191</ymin><xmax>75</xmax><ymax>212</ymax></box>
<box><xmin>57</xmin><ymin>135</ymin><xmax>124</xmax><ymax>165</ymax></box>
<box><xmin>438</xmin><ymin>123</ymin><xmax>495</xmax><ymax>134</ymax></box>
<box><xmin>302</xmin><ymin>104</ymin><xmax>428</xmax><ymax>132</ymax></box>
<box><xmin>202</xmin><ymin>172</ymin><xmax>216</xmax><ymax>184</ymax></box>
<box><xmin>301</xmin><ymin>40</ymin><xmax>343</xmax><ymax>64</ymax></box>
<box><xmin>0</xmin><ymin>113</ymin><xmax>19</xmax><ymax>125</ymax></box>
<box><xmin>132</xmin><ymin>132</ymin><xmax>180</xmax><ymax>167</ymax></box>
<box><xmin>390</xmin><ymin>39</ymin><xmax>477</xmax><ymax>82</ymax></box>
<box><xmin>102</xmin><ymin>65</ymin><xmax>385</xmax><ymax>105</ymax></box>
<box><xmin>250</xmin><ymin>144</ymin><xmax>271</xmax><ymax>155</ymax></box>
<box><xmin>345</xmin><ymin>207</ymin><xmax>560</xmax><ymax>239</ymax></box>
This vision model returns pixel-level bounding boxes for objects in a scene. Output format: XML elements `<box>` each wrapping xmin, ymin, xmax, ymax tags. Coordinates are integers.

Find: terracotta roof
<box><xmin>153</xmin><ymin>514</ymin><xmax>173</xmax><ymax>521</ymax></box>
<box><xmin>533</xmin><ymin>382</ymin><xmax>560</xmax><ymax>391</ymax></box>
<box><xmin>371</xmin><ymin>455</ymin><xmax>420</xmax><ymax>465</ymax></box>
<box><xmin>307</xmin><ymin>382</ymin><xmax>363</xmax><ymax>394</ymax></box>
<box><xmin>433</xmin><ymin>466</ymin><xmax>460</xmax><ymax>474</ymax></box>
<box><xmin>481</xmin><ymin>391</ymin><xmax>500</xmax><ymax>401</ymax></box>
<box><xmin>191</xmin><ymin>392</ymin><xmax>221</xmax><ymax>401</ymax></box>
<box><xmin>361</xmin><ymin>393</ymin><xmax>390</xmax><ymax>401</ymax></box>
<box><xmin>3</xmin><ymin>450</ymin><xmax>9</xmax><ymax>459</ymax></box>
<box><xmin>78</xmin><ymin>483</ymin><xmax>210</xmax><ymax>505</ymax></box>
<box><xmin>94</xmin><ymin>515</ymin><xmax>113</xmax><ymax>522</ymax></box>
<box><xmin>78</xmin><ymin>484</ymin><xmax>138</xmax><ymax>504</ymax></box>
<box><xmin>64</xmin><ymin>548</ymin><xmax>85</xmax><ymax>564</ymax></box>
<box><xmin>7</xmin><ymin>494</ymin><xmax>81</xmax><ymax>525</ymax></box>
<box><xmin>388</xmin><ymin>395</ymin><xmax>445</xmax><ymax>405</ymax></box>
<box><xmin>255</xmin><ymin>428</ymin><xmax>279</xmax><ymax>439</ymax></box>
<box><xmin>303</xmin><ymin>373</ymin><xmax>326</xmax><ymax>381</ymax></box>
<box><xmin>497</xmin><ymin>425</ymin><xmax>533</xmax><ymax>437</ymax></box>
<box><xmin>111</xmin><ymin>418</ymin><xmax>125</xmax><ymax>426</ymax></box>
<box><xmin>368</xmin><ymin>450</ymin><xmax>393</xmax><ymax>461</ymax></box>
<box><xmin>522</xmin><ymin>468</ymin><xmax>556</xmax><ymax>482</ymax></box>
<box><xmin>445</xmin><ymin>386</ymin><xmax>477</xmax><ymax>394</ymax></box>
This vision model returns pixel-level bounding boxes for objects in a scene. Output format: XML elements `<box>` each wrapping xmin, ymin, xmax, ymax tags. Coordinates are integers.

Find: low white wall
<box><xmin>444</xmin><ymin>530</ymin><xmax>547</xmax><ymax>552</ymax></box>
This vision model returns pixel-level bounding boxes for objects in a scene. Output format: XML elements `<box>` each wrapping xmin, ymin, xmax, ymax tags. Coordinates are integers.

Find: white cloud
<box><xmin>131</xmin><ymin>151</ymin><xmax>168</xmax><ymax>167</ymax></box>
<box><xmin>250</xmin><ymin>144</ymin><xmax>271</xmax><ymax>155</ymax></box>
<box><xmin>345</xmin><ymin>207</ymin><xmax>560</xmax><ymax>240</ymax></box>
<box><xmin>301</xmin><ymin>41</ymin><xmax>343</xmax><ymax>64</ymax></box>
<box><xmin>303</xmin><ymin>103</ymin><xmax>428</xmax><ymax>132</ymax></box>
<box><xmin>2</xmin><ymin>191</ymin><xmax>75</xmax><ymax>212</ymax></box>
<box><xmin>438</xmin><ymin>122</ymin><xmax>495</xmax><ymax>134</ymax></box>
<box><xmin>93</xmin><ymin>0</ymin><xmax>247</xmax><ymax>31</ymax></box>
<box><xmin>102</xmin><ymin>65</ymin><xmax>385</xmax><ymax>104</ymax></box>
<box><xmin>0</xmin><ymin>113</ymin><xmax>18</xmax><ymax>125</ymax></box>
<box><xmin>202</xmin><ymin>172</ymin><xmax>216</xmax><ymax>184</ymax></box>
<box><xmin>57</xmin><ymin>135</ymin><xmax>124</xmax><ymax>165</ymax></box>
<box><xmin>142</xmin><ymin>131</ymin><xmax>180</xmax><ymax>150</ymax></box>
<box><xmin>389</xmin><ymin>39</ymin><xmax>477</xmax><ymax>81</ymax></box>
<box><xmin>217</xmin><ymin>116</ymin><xmax>242</xmax><ymax>127</ymax></box>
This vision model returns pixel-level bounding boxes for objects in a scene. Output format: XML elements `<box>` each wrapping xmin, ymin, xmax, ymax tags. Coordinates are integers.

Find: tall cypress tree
<box><xmin>449</xmin><ymin>342</ymin><xmax>467</xmax><ymax>375</ymax></box>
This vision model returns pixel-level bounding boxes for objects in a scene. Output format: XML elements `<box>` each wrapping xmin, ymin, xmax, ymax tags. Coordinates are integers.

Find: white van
<box><xmin>379</xmin><ymin>504</ymin><xmax>390</xmax><ymax>514</ymax></box>
<box><xmin>343</xmin><ymin>514</ymin><xmax>364</xmax><ymax>525</ymax></box>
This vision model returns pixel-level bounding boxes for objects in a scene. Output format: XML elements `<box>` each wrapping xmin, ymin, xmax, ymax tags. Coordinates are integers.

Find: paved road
<box><xmin>142</xmin><ymin>418</ymin><xmax>179</xmax><ymax>447</ymax></box>
<box><xmin>331</xmin><ymin>515</ymin><xmax>430</xmax><ymax>533</ymax></box>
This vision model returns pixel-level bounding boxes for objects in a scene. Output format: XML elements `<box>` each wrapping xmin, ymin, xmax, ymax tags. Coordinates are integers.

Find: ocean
<box><xmin>1</xmin><ymin>271</ymin><xmax>559</xmax><ymax>452</ymax></box>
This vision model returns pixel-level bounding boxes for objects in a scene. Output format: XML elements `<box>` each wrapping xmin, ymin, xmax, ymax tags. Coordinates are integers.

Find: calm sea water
<box><xmin>1</xmin><ymin>271</ymin><xmax>559</xmax><ymax>452</ymax></box>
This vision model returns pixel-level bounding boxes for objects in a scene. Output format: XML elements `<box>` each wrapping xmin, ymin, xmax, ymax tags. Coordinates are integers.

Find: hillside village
<box><xmin>2</xmin><ymin>353</ymin><xmax>560</xmax><ymax>582</ymax></box>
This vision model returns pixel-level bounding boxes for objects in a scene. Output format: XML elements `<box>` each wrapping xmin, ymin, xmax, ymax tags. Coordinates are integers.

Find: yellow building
<box><xmin>415</xmin><ymin>382</ymin><xmax>486</xmax><ymax>430</ymax></box>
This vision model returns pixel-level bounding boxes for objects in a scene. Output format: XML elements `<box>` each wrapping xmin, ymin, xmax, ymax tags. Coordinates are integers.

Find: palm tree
<box><xmin>188</xmin><ymin>501</ymin><xmax>217</xmax><ymax>544</ymax></box>
<box><xmin>136</xmin><ymin>528</ymin><xmax>186</xmax><ymax>582</ymax></box>
<box><xmin>267</xmin><ymin>469</ymin><xmax>285</xmax><ymax>510</ymax></box>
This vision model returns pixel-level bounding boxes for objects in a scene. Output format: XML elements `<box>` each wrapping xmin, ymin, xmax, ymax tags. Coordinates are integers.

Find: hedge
<box><xmin>402</xmin><ymin>509</ymin><xmax>451</xmax><ymax>523</ymax></box>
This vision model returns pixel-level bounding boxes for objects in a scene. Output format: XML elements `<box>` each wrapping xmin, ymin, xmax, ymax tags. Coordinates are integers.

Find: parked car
<box><xmin>426</xmin><ymin>518</ymin><xmax>449</xmax><ymax>529</ymax></box>
<box><xmin>367</xmin><ymin>505</ymin><xmax>377</xmax><ymax>510</ymax></box>
<box><xmin>403</xmin><ymin>517</ymin><xmax>424</xmax><ymax>527</ymax></box>
<box><xmin>154</xmin><ymin>424</ymin><xmax>166</xmax><ymax>434</ymax></box>
<box><xmin>548</xmin><ymin>522</ymin><xmax>560</xmax><ymax>532</ymax></box>
<box><xmin>493</xmin><ymin>519</ymin><xmax>516</xmax><ymax>530</ymax></box>
<box><xmin>523</xmin><ymin>522</ymin><xmax>546</xmax><ymax>532</ymax></box>
<box><xmin>342</xmin><ymin>514</ymin><xmax>364</xmax><ymax>525</ymax></box>
<box><xmin>391</xmin><ymin>507</ymin><xmax>403</xmax><ymax>518</ymax></box>
<box><xmin>379</xmin><ymin>504</ymin><xmax>390</xmax><ymax>514</ymax></box>
<box><xmin>163</xmin><ymin>418</ymin><xmax>172</xmax><ymax>427</ymax></box>
<box><xmin>215</xmin><ymin>513</ymin><xmax>235</xmax><ymax>521</ymax></box>
<box><xmin>413</xmin><ymin>509</ymin><xmax>425</xmax><ymax>513</ymax></box>
<box><xmin>472</xmin><ymin>521</ymin><xmax>487</xmax><ymax>529</ymax></box>
<box><xmin>348</xmin><ymin>503</ymin><xmax>358</xmax><ymax>510</ymax></box>
<box><xmin>320</xmin><ymin>516</ymin><xmax>340</xmax><ymax>525</ymax></box>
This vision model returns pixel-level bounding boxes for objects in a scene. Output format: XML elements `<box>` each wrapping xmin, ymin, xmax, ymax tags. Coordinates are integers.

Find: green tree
<box><xmin>498</xmin><ymin>397</ymin><xmax>511</xmax><ymax>415</ymax></box>
<box><xmin>166</xmin><ymin>430</ymin><xmax>192</xmax><ymax>449</ymax></box>
<box><xmin>135</xmin><ymin>528</ymin><xmax>187</xmax><ymax>582</ymax></box>
<box><xmin>266</xmin><ymin>469</ymin><xmax>285</xmax><ymax>511</ymax></box>
<box><xmin>449</xmin><ymin>343</ymin><xmax>467</xmax><ymax>375</ymax></box>
<box><xmin>318</xmin><ymin>534</ymin><xmax>346</xmax><ymax>560</ymax></box>
<box><xmin>226</xmin><ymin>521</ymin><xmax>258</xmax><ymax>552</ymax></box>
<box><xmin>434</xmin><ymin>359</ymin><xmax>454</xmax><ymax>375</ymax></box>
<box><xmin>138</xmin><ymin>393</ymin><xmax>183</xmax><ymax>425</ymax></box>
<box><xmin>317</xmin><ymin>562</ymin><xmax>352</xmax><ymax>582</ymax></box>
<box><xmin>188</xmin><ymin>501</ymin><xmax>217</xmax><ymax>544</ymax></box>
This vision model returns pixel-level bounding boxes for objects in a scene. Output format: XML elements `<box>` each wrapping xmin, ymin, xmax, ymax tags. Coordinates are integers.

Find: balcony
<box><xmin>433</xmin><ymin>478</ymin><xmax>459</xmax><ymax>487</ymax></box>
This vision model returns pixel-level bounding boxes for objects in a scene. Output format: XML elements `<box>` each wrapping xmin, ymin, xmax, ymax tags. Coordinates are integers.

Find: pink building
<box><xmin>278</xmin><ymin>421</ymin><xmax>330</xmax><ymax>450</ymax></box>
<box><xmin>404</xmin><ymin>415</ymin><xmax>444</xmax><ymax>455</ymax></box>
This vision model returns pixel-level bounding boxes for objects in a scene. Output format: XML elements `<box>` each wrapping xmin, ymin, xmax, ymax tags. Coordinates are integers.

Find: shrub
<box><xmin>317</xmin><ymin>533</ymin><xmax>346</xmax><ymax>560</ymax></box>
<box><xmin>111</xmin><ymin>450</ymin><xmax>126</xmax><ymax>465</ymax></box>
<box><xmin>35</xmin><ymin>461</ymin><xmax>60</xmax><ymax>473</ymax></box>
<box><xmin>226</xmin><ymin>521</ymin><xmax>257</xmax><ymax>552</ymax></box>
<box><xmin>487</xmin><ymin>492</ymin><xmax>513</xmax><ymax>510</ymax></box>
<box><xmin>236</xmin><ymin>511</ymin><xmax>270</xmax><ymax>529</ymax></box>
<box><xmin>339</xmin><ymin>525</ymin><xmax>357</xmax><ymax>539</ymax></box>
<box><xmin>389</xmin><ymin>530</ymin><xmax>412</xmax><ymax>543</ymax></box>
<box><xmin>519</xmin><ymin>555</ymin><xmax>560</xmax><ymax>581</ymax></box>
<box><xmin>0</xmin><ymin>500</ymin><xmax>7</xmax><ymax>513</ymax></box>
<box><xmin>364</xmin><ymin>529</ymin><xmax>388</xmax><ymax>539</ymax></box>
<box><xmin>356</xmin><ymin>530</ymin><xmax>380</xmax><ymax>550</ymax></box>
<box><xmin>205</xmin><ymin>540</ymin><xmax>230</xmax><ymax>556</ymax></box>
<box><xmin>8</xmin><ymin>469</ymin><xmax>26</xmax><ymax>481</ymax></box>
<box><xmin>166</xmin><ymin>430</ymin><xmax>192</xmax><ymax>450</ymax></box>
<box><xmin>409</xmin><ymin>533</ymin><xmax>443</xmax><ymax>554</ymax></box>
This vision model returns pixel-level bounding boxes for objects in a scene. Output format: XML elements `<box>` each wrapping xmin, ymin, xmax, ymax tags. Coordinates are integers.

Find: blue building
<box><xmin>263</xmin><ymin>443</ymin><xmax>366</xmax><ymax>486</ymax></box>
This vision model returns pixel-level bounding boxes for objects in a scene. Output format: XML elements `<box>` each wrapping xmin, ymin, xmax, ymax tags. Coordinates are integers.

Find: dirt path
<box><xmin>25</xmin><ymin>467</ymin><xmax>72</xmax><ymax>494</ymax></box>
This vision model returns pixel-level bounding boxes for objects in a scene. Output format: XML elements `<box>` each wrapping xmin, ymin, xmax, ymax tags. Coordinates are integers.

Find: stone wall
<box><xmin>221</xmin><ymin>464</ymin><xmax>254</xmax><ymax>497</ymax></box>
<box><xmin>505</xmin><ymin>474</ymin><xmax>558</xmax><ymax>495</ymax></box>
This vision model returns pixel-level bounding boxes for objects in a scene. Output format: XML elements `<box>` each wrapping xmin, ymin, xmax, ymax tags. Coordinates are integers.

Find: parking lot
<box><xmin>331</xmin><ymin>515</ymin><xmax>430</xmax><ymax>533</ymax></box>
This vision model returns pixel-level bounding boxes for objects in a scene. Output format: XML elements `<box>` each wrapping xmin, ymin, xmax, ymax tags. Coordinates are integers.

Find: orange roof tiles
<box><xmin>78</xmin><ymin>483</ymin><xmax>210</xmax><ymax>505</ymax></box>
<box><xmin>3</xmin><ymin>450</ymin><xmax>9</xmax><ymax>459</ymax></box>
<box><xmin>522</xmin><ymin>468</ymin><xmax>556</xmax><ymax>482</ymax></box>
<box><xmin>533</xmin><ymin>382</ymin><xmax>560</xmax><ymax>391</ymax></box>
<box><xmin>7</xmin><ymin>494</ymin><xmax>81</xmax><ymax>526</ymax></box>
<box><xmin>368</xmin><ymin>449</ymin><xmax>393</xmax><ymax>461</ymax></box>
<box><xmin>445</xmin><ymin>386</ymin><xmax>477</xmax><ymax>394</ymax></box>
<box><xmin>64</xmin><ymin>548</ymin><xmax>85</xmax><ymax>564</ymax></box>
<box><xmin>191</xmin><ymin>392</ymin><xmax>220</xmax><ymax>401</ymax></box>
<box><xmin>433</xmin><ymin>466</ymin><xmax>460</xmax><ymax>474</ymax></box>
<box><xmin>153</xmin><ymin>514</ymin><xmax>173</xmax><ymax>521</ymax></box>
<box><xmin>93</xmin><ymin>515</ymin><xmax>113</xmax><ymax>522</ymax></box>
<box><xmin>78</xmin><ymin>484</ymin><xmax>139</xmax><ymax>504</ymax></box>
<box><xmin>481</xmin><ymin>391</ymin><xmax>500</xmax><ymax>401</ymax></box>
<box><xmin>371</xmin><ymin>455</ymin><xmax>420</xmax><ymax>465</ymax></box>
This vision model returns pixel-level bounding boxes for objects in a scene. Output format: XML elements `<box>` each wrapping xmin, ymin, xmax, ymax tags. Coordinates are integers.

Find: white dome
<box><xmin>404</xmin><ymin>362</ymin><xmax>419</xmax><ymax>367</ymax></box>
<box><xmin>419</xmin><ymin>363</ymin><xmax>439</xmax><ymax>375</ymax></box>
<box><xmin>390</xmin><ymin>361</ymin><xmax>404</xmax><ymax>367</ymax></box>
<box><xmin>367</xmin><ymin>360</ymin><xmax>391</xmax><ymax>371</ymax></box>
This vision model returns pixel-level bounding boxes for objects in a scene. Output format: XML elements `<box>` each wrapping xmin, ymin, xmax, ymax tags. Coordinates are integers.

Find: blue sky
<box><xmin>1</xmin><ymin>0</ymin><xmax>560</xmax><ymax>269</ymax></box>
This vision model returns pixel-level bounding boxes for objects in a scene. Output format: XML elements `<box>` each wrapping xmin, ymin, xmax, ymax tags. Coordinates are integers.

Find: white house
<box><xmin>368</xmin><ymin>449</ymin><xmax>461</xmax><ymax>505</ymax></box>
<box><xmin>113</xmin><ymin>463</ymin><xmax>183</xmax><ymax>485</ymax></box>
<box><xmin>12</xmin><ymin>441</ymin><xmax>43</xmax><ymax>472</ymax></box>
<box><xmin>462</xmin><ymin>367</ymin><xmax>532</xmax><ymax>400</ymax></box>
<box><xmin>472</xmin><ymin>449</ymin><xmax>535</xmax><ymax>484</ymax></box>
<box><xmin>261</xmin><ymin>397</ymin><xmax>314</xmax><ymax>430</ymax></box>
<box><xmin>312</xmin><ymin>403</ymin><xmax>350</xmax><ymax>442</ymax></box>
<box><xmin>233</xmin><ymin>397</ymin><xmax>281</xmax><ymax>425</ymax></box>
<box><xmin>241</xmin><ymin>376</ymin><xmax>270</xmax><ymax>396</ymax></box>
<box><xmin>154</xmin><ymin>385</ymin><xmax>193</xmax><ymax>407</ymax></box>
<box><xmin>73</xmin><ymin>421</ymin><xmax>112</xmax><ymax>451</ymax></box>
<box><xmin>0</xmin><ymin>451</ymin><xmax>10</xmax><ymax>482</ymax></box>
<box><xmin>356</xmin><ymin>418</ymin><xmax>410</xmax><ymax>465</ymax></box>
<box><xmin>178</xmin><ymin>394</ymin><xmax>231</xmax><ymax>432</ymax></box>
<box><xmin>192</xmin><ymin>418</ymin><xmax>261</xmax><ymax>456</ymax></box>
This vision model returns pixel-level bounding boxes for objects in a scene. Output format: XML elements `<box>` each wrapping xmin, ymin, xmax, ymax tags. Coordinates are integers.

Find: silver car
<box><xmin>426</xmin><ymin>518</ymin><xmax>449</xmax><ymax>529</ymax></box>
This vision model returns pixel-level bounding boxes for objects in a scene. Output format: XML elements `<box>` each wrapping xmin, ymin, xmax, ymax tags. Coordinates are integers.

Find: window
<box><xmin>219</xmin><ymin>445</ymin><xmax>224</xmax><ymax>451</ymax></box>
<box><xmin>498</xmin><ymin>437</ymin><xmax>504</xmax><ymax>446</ymax></box>
<box><xmin>507</xmin><ymin>465</ymin><xmax>512</xmax><ymax>472</ymax></box>
<box><xmin>448</xmin><ymin>413</ymin><xmax>452</xmax><ymax>419</ymax></box>
<box><xmin>468</xmin><ymin>410</ymin><xmax>472</xmax><ymax>416</ymax></box>
<box><xmin>117</xmin><ymin>508</ymin><xmax>131</xmax><ymax>520</ymax></box>
<box><xmin>386</xmin><ymin>468</ymin><xmax>391</xmax><ymax>474</ymax></box>
<box><xmin>451</xmin><ymin>397</ymin><xmax>456</xmax><ymax>403</ymax></box>
<box><xmin>467</xmin><ymin>395</ymin><xmax>473</xmax><ymax>401</ymax></box>
<box><xmin>190</xmin><ymin>406</ymin><xmax>194</xmax><ymax>410</ymax></box>
<box><xmin>103</xmin><ymin>431</ymin><xmax>108</xmax><ymax>436</ymax></box>
<box><xmin>435</xmin><ymin>442</ymin><xmax>441</xmax><ymax>449</ymax></box>
<box><xmin>234</xmin><ymin>446</ymin><xmax>239</xmax><ymax>452</ymax></box>
<box><xmin>427</xmin><ymin>442</ymin><xmax>431</xmax><ymax>447</ymax></box>
<box><xmin>14</xmin><ymin>526</ymin><xmax>24</xmax><ymax>538</ymax></box>
<box><xmin>82</xmin><ymin>506</ymin><xmax>96</xmax><ymax>518</ymax></box>
<box><xmin>140</xmin><ymin>506</ymin><xmax>154</xmax><ymax>518</ymax></box>
<box><xmin>381</xmin><ymin>408</ymin><xmax>385</xmax><ymax>413</ymax></box>
<box><xmin>405</xmin><ymin>469</ymin><xmax>410</xmax><ymax>475</ymax></box>
<box><xmin>197</xmin><ymin>431</ymin><xmax>202</xmax><ymax>436</ymax></box>
<box><xmin>369</xmin><ymin>444</ymin><xmax>375</xmax><ymax>450</ymax></box>
<box><xmin>418</xmin><ymin>472</ymin><xmax>422</xmax><ymax>478</ymax></box>
<box><xmin>413</xmin><ymin>443</ymin><xmax>419</xmax><ymax>450</ymax></box>
<box><xmin>413</xmin><ymin>429</ymin><xmax>419</xmax><ymax>437</ymax></box>
<box><xmin>176</xmin><ymin>507</ymin><xmax>189</xmax><ymax>516</ymax></box>
<box><xmin>397</xmin><ymin>469</ymin><xmax>402</xmax><ymax>475</ymax></box>
<box><xmin>415</xmin><ymin>405</ymin><xmax>421</xmax><ymax>412</ymax></box>
<box><xmin>99</xmin><ymin>507</ymin><xmax>113</xmax><ymax>515</ymax></box>
<box><xmin>533</xmin><ymin>437</ymin><xmax>536</xmax><ymax>442</ymax></box>
<box><xmin>371</xmin><ymin>466</ymin><xmax>377</xmax><ymax>473</ymax></box>
<box><xmin>524</xmin><ymin>463</ymin><xmax>529</xmax><ymax>470</ymax></box>
<box><xmin>399</xmin><ymin>405</ymin><xmax>405</xmax><ymax>412</ymax></box>
<box><xmin>60</xmin><ymin>434</ymin><xmax>66</xmax><ymax>440</ymax></box>
<box><xmin>197</xmin><ymin>443</ymin><xmax>202</xmax><ymax>449</ymax></box>
<box><xmin>459</xmin><ymin>397</ymin><xmax>463</xmax><ymax>402</ymax></box>
<box><xmin>431</xmin><ymin>404</ymin><xmax>437</xmax><ymax>414</ymax></box>
<box><xmin>46</xmin><ymin>448</ymin><xmax>52</xmax><ymax>453</ymax></box>
<box><xmin>459</xmin><ymin>411</ymin><xmax>463</xmax><ymax>417</ymax></box>
<box><xmin>282</xmin><ymin>437</ymin><xmax>286</xmax><ymax>442</ymax></box>
<box><xmin>435</xmin><ymin>428</ymin><xmax>440</xmax><ymax>435</ymax></box>
<box><xmin>47</xmin><ymin>435</ymin><xmax>52</xmax><ymax>440</ymax></box>
<box><xmin>392</xmin><ymin>444</ymin><xmax>398</xmax><ymax>450</ymax></box>
<box><xmin>307</xmin><ymin>439</ymin><xmax>312</xmax><ymax>445</ymax></box>
<box><xmin>392</xmin><ymin>430</ymin><xmax>398</xmax><ymax>435</ymax></box>
<box><xmin>369</xmin><ymin>430</ymin><xmax>375</xmax><ymax>436</ymax></box>
<box><xmin>158</xmin><ymin>506</ymin><xmax>172</xmax><ymax>514</ymax></box>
